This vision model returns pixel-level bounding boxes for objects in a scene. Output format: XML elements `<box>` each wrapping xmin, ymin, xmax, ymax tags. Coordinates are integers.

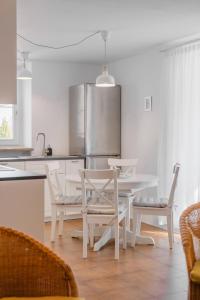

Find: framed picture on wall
<box><xmin>144</xmin><ymin>96</ymin><xmax>152</xmax><ymax>111</ymax></box>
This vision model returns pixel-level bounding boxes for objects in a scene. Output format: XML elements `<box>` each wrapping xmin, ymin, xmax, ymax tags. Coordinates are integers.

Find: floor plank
<box><xmin>44</xmin><ymin>220</ymin><xmax>188</xmax><ymax>300</ymax></box>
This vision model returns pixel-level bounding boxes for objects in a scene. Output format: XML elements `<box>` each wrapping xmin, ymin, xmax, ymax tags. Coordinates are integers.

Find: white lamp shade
<box><xmin>96</xmin><ymin>65</ymin><xmax>115</xmax><ymax>87</ymax></box>
<box><xmin>17</xmin><ymin>68</ymin><xmax>32</xmax><ymax>80</ymax></box>
<box><xmin>17</xmin><ymin>67</ymin><xmax>32</xmax><ymax>80</ymax></box>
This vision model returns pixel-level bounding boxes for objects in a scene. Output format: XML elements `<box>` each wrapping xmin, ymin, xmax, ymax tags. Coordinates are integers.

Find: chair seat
<box><xmin>1</xmin><ymin>297</ymin><xmax>84</xmax><ymax>300</ymax></box>
<box><xmin>87</xmin><ymin>202</ymin><xmax>127</xmax><ymax>215</ymax></box>
<box><xmin>132</xmin><ymin>197</ymin><xmax>168</xmax><ymax>208</ymax></box>
<box><xmin>119</xmin><ymin>188</ymin><xmax>145</xmax><ymax>198</ymax></box>
<box><xmin>55</xmin><ymin>195</ymin><xmax>82</xmax><ymax>205</ymax></box>
<box><xmin>86</xmin><ymin>196</ymin><xmax>127</xmax><ymax>215</ymax></box>
<box><xmin>191</xmin><ymin>260</ymin><xmax>200</xmax><ymax>284</ymax></box>
<box><xmin>119</xmin><ymin>191</ymin><xmax>135</xmax><ymax>198</ymax></box>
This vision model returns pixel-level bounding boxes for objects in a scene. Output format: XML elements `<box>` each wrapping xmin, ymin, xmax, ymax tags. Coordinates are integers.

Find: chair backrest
<box><xmin>79</xmin><ymin>169</ymin><xmax>119</xmax><ymax>215</ymax></box>
<box><xmin>108</xmin><ymin>158</ymin><xmax>138</xmax><ymax>176</ymax></box>
<box><xmin>45</xmin><ymin>161</ymin><xmax>63</xmax><ymax>204</ymax></box>
<box><xmin>180</xmin><ymin>203</ymin><xmax>200</xmax><ymax>274</ymax></box>
<box><xmin>168</xmin><ymin>163</ymin><xmax>180</xmax><ymax>207</ymax></box>
<box><xmin>0</xmin><ymin>226</ymin><xmax>78</xmax><ymax>297</ymax></box>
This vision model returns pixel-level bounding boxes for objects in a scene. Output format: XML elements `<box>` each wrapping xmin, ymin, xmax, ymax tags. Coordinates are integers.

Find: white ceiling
<box><xmin>17</xmin><ymin>0</ymin><xmax>200</xmax><ymax>63</ymax></box>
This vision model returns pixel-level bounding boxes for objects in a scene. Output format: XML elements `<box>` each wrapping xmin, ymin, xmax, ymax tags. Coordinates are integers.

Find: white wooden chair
<box><xmin>45</xmin><ymin>161</ymin><xmax>82</xmax><ymax>242</ymax></box>
<box><xmin>108</xmin><ymin>158</ymin><xmax>138</xmax><ymax>230</ymax></box>
<box><xmin>131</xmin><ymin>163</ymin><xmax>180</xmax><ymax>249</ymax></box>
<box><xmin>80</xmin><ymin>169</ymin><xmax>128</xmax><ymax>260</ymax></box>
<box><xmin>108</xmin><ymin>158</ymin><xmax>138</xmax><ymax>176</ymax></box>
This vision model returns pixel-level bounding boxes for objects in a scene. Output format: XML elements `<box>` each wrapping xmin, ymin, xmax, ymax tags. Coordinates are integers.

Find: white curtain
<box><xmin>158</xmin><ymin>42</ymin><xmax>200</xmax><ymax>228</ymax></box>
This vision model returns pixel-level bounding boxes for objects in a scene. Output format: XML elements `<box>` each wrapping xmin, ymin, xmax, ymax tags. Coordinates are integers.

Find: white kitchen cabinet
<box><xmin>24</xmin><ymin>161</ymin><xmax>50</xmax><ymax>218</ymax></box>
<box><xmin>0</xmin><ymin>178</ymin><xmax>44</xmax><ymax>241</ymax></box>
<box><xmin>25</xmin><ymin>161</ymin><xmax>65</xmax><ymax>218</ymax></box>
<box><xmin>0</xmin><ymin>0</ymin><xmax>16</xmax><ymax>104</ymax></box>
<box><xmin>24</xmin><ymin>159</ymin><xmax>84</xmax><ymax>220</ymax></box>
<box><xmin>0</xmin><ymin>158</ymin><xmax>84</xmax><ymax>220</ymax></box>
<box><xmin>65</xmin><ymin>159</ymin><xmax>84</xmax><ymax>196</ymax></box>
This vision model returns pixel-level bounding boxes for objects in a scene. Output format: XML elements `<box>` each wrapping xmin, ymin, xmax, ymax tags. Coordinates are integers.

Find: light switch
<box><xmin>144</xmin><ymin>96</ymin><xmax>152</xmax><ymax>111</ymax></box>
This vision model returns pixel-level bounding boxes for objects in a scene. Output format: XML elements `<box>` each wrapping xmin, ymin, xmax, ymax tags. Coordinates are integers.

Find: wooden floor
<box><xmin>44</xmin><ymin>220</ymin><xmax>188</xmax><ymax>300</ymax></box>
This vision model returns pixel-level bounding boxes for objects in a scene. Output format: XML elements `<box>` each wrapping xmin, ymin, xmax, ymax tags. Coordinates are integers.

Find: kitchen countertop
<box><xmin>0</xmin><ymin>155</ymin><xmax>85</xmax><ymax>163</ymax></box>
<box><xmin>0</xmin><ymin>165</ymin><xmax>46</xmax><ymax>181</ymax></box>
<box><xmin>0</xmin><ymin>146</ymin><xmax>33</xmax><ymax>152</ymax></box>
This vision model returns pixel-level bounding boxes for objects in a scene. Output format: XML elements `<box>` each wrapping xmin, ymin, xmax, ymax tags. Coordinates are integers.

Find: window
<box><xmin>0</xmin><ymin>104</ymin><xmax>18</xmax><ymax>145</ymax></box>
<box><xmin>158</xmin><ymin>42</ymin><xmax>200</xmax><ymax>228</ymax></box>
<box><xmin>0</xmin><ymin>105</ymin><xmax>15</xmax><ymax>140</ymax></box>
<box><xmin>0</xmin><ymin>81</ymin><xmax>32</xmax><ymax>146</ymax></box>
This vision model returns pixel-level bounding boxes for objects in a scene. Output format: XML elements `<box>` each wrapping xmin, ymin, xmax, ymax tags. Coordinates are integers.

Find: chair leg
<box><xmin>167</xmin><ymin>214</ymin><xmax>173</xmax><ymax>249</ymax></box>
<box><xmin>83</xmin><ymin>214</ymin><xmax>88</xmax><ymax>258</ymax></box>
<box><xmin>131</xmin><ymin>209</ymin><xmax>138</xmax><ymax>248</ymax></box>
<box><xmin>89</xmin><ymin>224</ymin><xmax>94</xmax><ymax>248</ymax></box>
<box><xmin>125</xmin><ymin>198</ymin><xmax>131</xmax><ymax>230</ymax></box>
<box><xmin>58</xmin><ymin>210</ymin><xmax>64</xmax><ymax>237</ymax></box>
<box><xmin>51</xmin><ymin>205</ymin><xmax>57</xmax><ymax>243</ymax></box>
<box><xmin>114</xmin><ymin>221</ymin><xmax>119</xmax><ymax>260</ymax></box>
<box><xmin>136</xmin><ymin>213</ymin><xmax>142</xmax><ymax>235</ymax></box>
<box><xmin>122</xmin><ymin>216</ymin><xmax>127</xmax><ymax>250</ymax></box>
<box><xmin>171</xmin><ymin>211</ymin><xmax>174</xmax><ymax>243</ymax></box>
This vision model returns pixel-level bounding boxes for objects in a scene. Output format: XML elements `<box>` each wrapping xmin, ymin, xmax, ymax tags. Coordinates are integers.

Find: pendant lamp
<box><xmin>96</xmin><ymin>31</ymin><xmax>115</xmax><ymax>87</ymax></box>
<box><xmin>17</xmin><ymin>52</ymin><xmax>32</xmax><ymax>80</ymax></box>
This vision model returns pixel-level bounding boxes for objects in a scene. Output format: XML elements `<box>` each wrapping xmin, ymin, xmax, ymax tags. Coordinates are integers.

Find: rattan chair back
<box><xmin>180</xmin><ymin>203</ymin><xmax>200</xmax><ymax>300</ymax></box>
<box><xmin>0</xmin><ymin>226</ymin><xmax>78</xmax><ymax>297</ymax></box>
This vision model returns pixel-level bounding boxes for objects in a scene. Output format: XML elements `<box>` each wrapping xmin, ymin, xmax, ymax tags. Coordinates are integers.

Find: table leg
<box><xmin>135</xmin><ymin>234</ymin><xmax>155</xmax><ymax>245</ymax></box>
<box><xmin>71</xmin><ymin>229</ymin><xmax>83</xmax><ymax>238</ymax></box>
<box><xmin>126</xmin><ymin>230</ymin><xmax>155</xmax><ymax>245</ymax></box>
<box><xmin>71</xmin><ymin>228</ymin><xmax>155</xmax><ymax>248</ymax></box>
<box><xmin>93</xmin><ymin>227</ymin><xmax>113</xmax><ymax>251</ymax></box>
<box><xmin>71</xmin><ymin>226</ymin><xmax>104</xmax><ymax>239</ymax></box>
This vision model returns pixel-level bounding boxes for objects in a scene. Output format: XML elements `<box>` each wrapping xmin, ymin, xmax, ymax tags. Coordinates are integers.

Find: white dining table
<box><xmin>66</xmin><ymin>173</ymin><xmax>158</xmax><ymax>251</ymax></box>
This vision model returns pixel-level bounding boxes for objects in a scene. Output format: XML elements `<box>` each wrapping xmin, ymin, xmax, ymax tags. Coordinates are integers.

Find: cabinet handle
<box><xmin>71</xmin><ymin>160</ymin><xmax>79</xmax><ymax>163</ymax></box>
<box><xmin>0</xmin><ymin>163</ymin><xmax>8</xmax><ymax>166</ymax></box>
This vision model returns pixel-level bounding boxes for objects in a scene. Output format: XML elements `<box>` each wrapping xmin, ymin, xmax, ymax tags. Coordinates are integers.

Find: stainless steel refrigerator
<box><xmin>69</xmin><ymin>83</ymin><xmax>121</xmax><ymax>169</ymax></box>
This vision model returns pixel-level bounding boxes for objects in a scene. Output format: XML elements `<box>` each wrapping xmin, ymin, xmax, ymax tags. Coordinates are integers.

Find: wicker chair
<box><xmin>180</xmin><ymin>203</ymin><xmax>200</xmax><ymax>300</ymax></box>
<box><xmin>0</xmin><ymin>226</ymin><xmax>79</xmax><ymax>298</ymax></box>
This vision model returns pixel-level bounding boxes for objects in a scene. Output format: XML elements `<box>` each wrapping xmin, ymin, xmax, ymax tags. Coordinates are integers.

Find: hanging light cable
<box><xmin>17</xmin><ymin>51</ymin><xmax>32</xmax><ymax>80</ymax></box>
<box><xmin>96</xmin><ymin>31</ymin><xmax>115</xmax><ymax>87</ymax></box>
<box><xmin>17</xmin><ymin>31</ymin><xmax>100</xmax><ymax>50</ymax></box>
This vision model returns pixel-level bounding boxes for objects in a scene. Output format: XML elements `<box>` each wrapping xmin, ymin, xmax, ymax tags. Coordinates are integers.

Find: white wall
<box><xmin>32</xmin><ymin>61</ymin><xmax>99</xmax><ymax>154</ymax></box>
<box><xmin>111</xmin><ymin>49</ymin><xmax>163</xmax><ymax>226</ymax></box>
<box><xmin>32</xmin><ymin>51</ymin><xmax>163</xmax><ymax>160</ymax></box>
<box><xmin>111</xmin><ymin>48</ymin><xmax>163</xmax><ymax>175</ymax></box>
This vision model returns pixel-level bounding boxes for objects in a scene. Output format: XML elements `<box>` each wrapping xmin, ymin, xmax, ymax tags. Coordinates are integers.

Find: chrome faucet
<box><xmin>36</xmin><ymin>132</ymin><xmax>46</xmax><ymax>156</ymax></box>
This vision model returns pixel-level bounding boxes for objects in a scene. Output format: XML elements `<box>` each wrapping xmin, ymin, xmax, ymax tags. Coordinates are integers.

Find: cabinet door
<box><xmin>65</xmin><ymin>159</ymin><xmax>84</xmax><ymax>196</ymax></box>
<box><xmin>24</xmin><ymin>162</ymin><xmax>50</xmax><ymax>217</ymax></box>
<box><xmin>0</xmin><ymin>161</ymin><xmax>25</xmax><ymax>170</ymax></box>
<box><xmin>25</xmin><ymin>161</ymin><xmax>46</xmax><ymax>173</ymax></box>
<box><xmin>25</xmin><ymin>161</ymin><xmax>66</xmax><ymax>219</ymax></box>
<box><xmin>47</xmin><ymin>160</ymin><xmax>66</xmax><ymax>194</ymax></box>
<box><xmin>0</xmin><ymin>0</ymin><xmax>16</xmax><ymax>104</ymax></box>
